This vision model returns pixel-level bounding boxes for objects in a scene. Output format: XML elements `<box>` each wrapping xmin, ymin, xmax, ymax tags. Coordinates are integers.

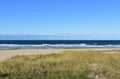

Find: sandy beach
<box><xmin>0</xmin><ymin>49</ymin><xmax>61</xmax><ymax>61</ymax></box>
<box><xmin>0</xmin><ymin>48</ymin><xmax>120</xmax><ymax>61</ymax></box>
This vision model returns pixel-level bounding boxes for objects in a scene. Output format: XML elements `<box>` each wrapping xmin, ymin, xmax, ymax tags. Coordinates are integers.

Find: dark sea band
<box><xmin>0</xmin><ymin>40</ymin><xmax>120</xmax><ymax>49</ymax></box>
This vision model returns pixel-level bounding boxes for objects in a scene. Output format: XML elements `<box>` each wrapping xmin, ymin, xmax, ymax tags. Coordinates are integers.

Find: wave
<box><xmin>0</xmin><ymin>44</ymin><xmax>120</xmax><ymax>49</ymax></box>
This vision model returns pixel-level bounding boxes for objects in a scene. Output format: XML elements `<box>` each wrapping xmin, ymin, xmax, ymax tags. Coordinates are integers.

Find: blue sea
<box><xmin>0</xmin><ymin>40</ymin><xmax>120</xmax><ymax>49</ymax></box>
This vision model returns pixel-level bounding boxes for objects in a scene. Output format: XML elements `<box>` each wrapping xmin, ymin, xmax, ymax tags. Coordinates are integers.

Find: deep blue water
<box><xmin>0</xmin><ymin>40</ymin><xmax>120</xmax><ymax>49</ymax></box>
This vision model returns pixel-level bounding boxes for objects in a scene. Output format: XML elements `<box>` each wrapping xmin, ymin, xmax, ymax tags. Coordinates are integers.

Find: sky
<box><xmin>0</xmin><ymin>0</ymin><xmax>120</xmax><ymax>40</ymax></box>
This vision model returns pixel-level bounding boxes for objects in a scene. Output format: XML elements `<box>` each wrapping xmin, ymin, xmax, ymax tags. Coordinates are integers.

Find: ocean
<box><xmin>0</xmin><ymin>40</ymin><xmax>120</xmax><ymax>49</ymax></box>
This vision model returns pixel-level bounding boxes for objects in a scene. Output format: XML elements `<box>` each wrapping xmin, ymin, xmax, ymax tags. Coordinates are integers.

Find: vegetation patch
<box><xmin>0</xmin><ymin>50</ymin><xmax>120</xmax><ymax>79</ymax></box>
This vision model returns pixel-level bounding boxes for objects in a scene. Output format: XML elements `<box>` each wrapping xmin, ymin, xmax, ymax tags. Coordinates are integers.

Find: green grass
<box><xmin>0</xmin><ymin>50</ymin><xmax>120</xmax><ymax>79</ymax></box>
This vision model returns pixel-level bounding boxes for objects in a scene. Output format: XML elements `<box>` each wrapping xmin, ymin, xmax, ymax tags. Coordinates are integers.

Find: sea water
<box><xmin>0</xmin><ymin>40</ymin><xmax>120</xmax><ymax>49</ymax></box>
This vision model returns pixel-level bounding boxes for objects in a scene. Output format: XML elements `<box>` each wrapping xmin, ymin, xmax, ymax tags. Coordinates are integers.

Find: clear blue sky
<box><xmin>0</xmin><ymin>0</ymin><xmax>120</xmax><ymax>39</ymax></box>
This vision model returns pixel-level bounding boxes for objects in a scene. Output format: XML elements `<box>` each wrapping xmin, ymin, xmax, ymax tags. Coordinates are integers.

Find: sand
<box><xmin>0</xmin><ymin>49</ymin><xmax>61</xmax><ymax>61</ymax></box>
<box><xmin>0</xmin><ymin>48</ymin><xmax>120</xmax><ymax>61</ymax></box>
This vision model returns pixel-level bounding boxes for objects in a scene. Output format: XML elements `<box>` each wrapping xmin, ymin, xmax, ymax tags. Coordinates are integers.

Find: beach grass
<box><xmin>0</xmin><ymin>50</ymin><xmax>120</xmax><ymax>79</ymax></box>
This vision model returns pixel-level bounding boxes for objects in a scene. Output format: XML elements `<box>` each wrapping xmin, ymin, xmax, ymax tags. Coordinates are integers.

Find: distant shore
<box><xmin>0</xmin><ymin>48</ymin><xmax>120</xmax><ymax>61</ymax></box>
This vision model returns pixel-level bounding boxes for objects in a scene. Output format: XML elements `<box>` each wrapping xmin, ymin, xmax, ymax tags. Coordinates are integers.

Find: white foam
<box><xmin>0</xmin><ymin>44</ymin><xmax>120</xmax><ymax>49</ymax></box>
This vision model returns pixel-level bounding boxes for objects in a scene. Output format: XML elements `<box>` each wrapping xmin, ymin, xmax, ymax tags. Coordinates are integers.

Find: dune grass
<box><xmin>0</xmin><ymin>50</ymin><xmax>120</xmax><ymax>79</ymax></box>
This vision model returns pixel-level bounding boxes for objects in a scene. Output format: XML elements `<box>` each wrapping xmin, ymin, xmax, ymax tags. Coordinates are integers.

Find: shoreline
<box><xmin>0</xmin><ymin>48</ymin><xmax>120</xmax><ymax>61</ymax></box>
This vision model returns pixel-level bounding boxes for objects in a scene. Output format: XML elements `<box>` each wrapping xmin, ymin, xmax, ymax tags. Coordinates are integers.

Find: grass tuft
<box><xmin>0</xmin><ymin>50</ymin><xmax>120</xmax><ymax>79</ymax></box>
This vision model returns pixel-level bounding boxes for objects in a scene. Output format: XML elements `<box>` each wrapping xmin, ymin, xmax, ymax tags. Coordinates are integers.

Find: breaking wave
<box><xmin>0</xmin><ymin>43</ymin><xmax>120</xmax><ymax>49</ymax></box>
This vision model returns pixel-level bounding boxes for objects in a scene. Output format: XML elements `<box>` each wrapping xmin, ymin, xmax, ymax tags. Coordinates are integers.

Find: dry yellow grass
<box><xmin>0</xmin><ymin>50</ymin><xmax>120</xmax><ymax>79</ymax></box>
